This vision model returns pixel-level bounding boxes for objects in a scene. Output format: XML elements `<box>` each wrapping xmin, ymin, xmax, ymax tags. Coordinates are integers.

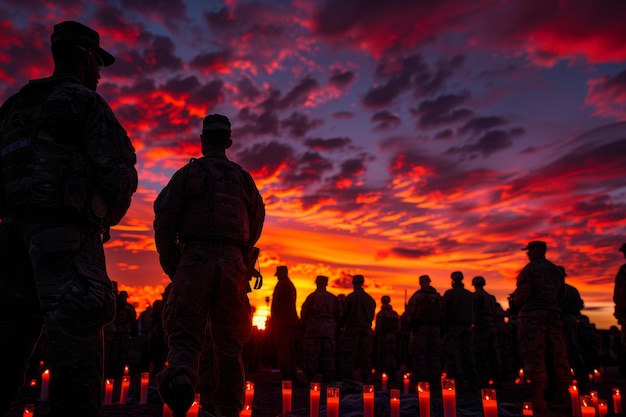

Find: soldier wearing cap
<box><xmin>375</xmin><ymin>295</ymin><xmax>400</xmax><ymax>383</ymax></box>
<box><xmin>337</xmin><ymin>274</ymin><xmax>376</xmax><ymax>381</ymax></box>
<box><xmin>471</xmin><ymin>276</ymin><xmax>502</xmax><ymax>387</ymax></box>
<box><xmin>613</xmin><ymin>243</ymin><xmax>626</xmax><ymax>375</ymax></box>
<box><xmin>300</xmin><ymin>275</ymin><xmax>343</xmax><ymax>382</ymax></box>
<box><xmin>405</xmin><ymin>274</ymin><xmax>444</xmax><ymax>385</ymax></box>
<box><xmin>0</xmin><ymin>21</ymin><xmax>137</xmax><ymax>417</ymax></box>
<box><xmin>510</xmin><ymin>240</ymin><xmax>571</xmax><ymax>413</ymax></box>
<box><xmin>442</xmin><ymin>271</ymin><xmax>479</xmax><ymax>393</ymax></box>
<box><xmin>270</xmin><ymin>265</ymin><xmax>300</xmax><ymax>383</ymax></box>
<box><xmin>154</xmin><ymin>114</ymin><xmax>265</xmax><ymax>417</ymax></box>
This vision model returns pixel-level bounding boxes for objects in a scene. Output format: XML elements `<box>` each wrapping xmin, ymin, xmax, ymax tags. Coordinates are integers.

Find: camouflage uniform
<box><xmin>472</xmin><ymin>284</ymin><xmax>501</xmax><ymax>386</ymax></box>
<box><xmin>613</xmin><ymin>244</ymin><xmax>626</xmax><ymax>374</ymax></box>
<box><xmin>270</xmin><ymin>266</ymin><xmax>300</xmax><ymax>382</ymax></box>
<box><xmin>0</xmin><ymin>23</ymin><xmax>137</xmax><ymax>417</ymax></box>
<box><xmin>154</xmin><ymin>139</ymin><xmax>264</xmax><ymax>417</ymax></box>
<box><xmin>374</xmin><ymin>297</ymin><xmax>400</xmax><ymax>382</ymax></box>
<box><xmin>300</xmin><ymin>277</ymin><xmax>342</xmax><ymax>381</ymax></box>
<box><xmin>405</xmin><ymin>282</ymin><xmax>444</xmax><ymax>384</ymax></box>
<box><xmin>337</xmin><ymin>275</ymin><xmax>376</xmax><ymax>381</ymax></box>
<box><xmin>511</xmin><ymin>241</ymin><xmax>571</xmax><ymax>411</ymax></box>
<box><xmin>560</xmin><ymin>282</ymin><xmax>587</xmax><ymax>386</ymax></box>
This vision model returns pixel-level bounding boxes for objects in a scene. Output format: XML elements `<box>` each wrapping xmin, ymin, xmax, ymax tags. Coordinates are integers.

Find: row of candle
<box><xmin>569</xmin><ymin>383</ymin><xmax>622</xmax><ymax>417</ymax></box>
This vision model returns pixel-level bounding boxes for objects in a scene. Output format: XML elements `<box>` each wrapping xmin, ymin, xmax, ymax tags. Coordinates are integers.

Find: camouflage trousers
<box><xmin>473</xmin><ymin>326</ymin><xmax>501</xmax><ymax>385</ymax></box>
<box><xmin>444</xmin><ymin>325</ymin><xmax>478</xmax><ymax>386</ymax></box>
<box><xmin>517</xmin><ymin>310</ymin><xmax>572</xmax><ymax>387</ymax></box>
<box><xmin>273</xmin><ymin>325</ymin><xmax>299</xmax><ymax>382</ymax></box>
<box><xmin>158</xmin><ymin>243</ymin><xmax>252</xmax><ymax>417</ymax></box>
<box><xmin>338</xmin><ymin>327</ymin><xmax>373</xmax><ymax>381</ymax></box>
<box><xmin>409</xmin><ymin>325</ymin><xmax>443</xmax><ymax>382</ymax></box>
<box><xmin>0</xmin><ymin>218</ymin><xmax>115</xmax><ymax>417</ymax></box>
<box><xmin>302</xmin><ymin>335</ymin><xmax>337</xmax><ymax>381</ymax></box>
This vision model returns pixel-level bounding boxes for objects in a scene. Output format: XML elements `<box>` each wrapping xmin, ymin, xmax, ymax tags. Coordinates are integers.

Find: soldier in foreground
<box><xmin>0</xmin><ymin>21</ymin><xmax>137</xmax><ymax>417</ymax></box>
<box><xmin>614</xmin><ymin>243</ymin><xmax>626</xmax><ymax>376</ymax></box>
<box><xmin>154</xmin><ymin>114</ymin><xmax>265</xmax><ymax>417</ymax></box>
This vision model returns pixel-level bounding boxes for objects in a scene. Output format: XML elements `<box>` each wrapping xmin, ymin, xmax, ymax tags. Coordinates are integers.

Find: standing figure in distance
<box><xmin>510</xmin><ymin>241</ymin><xmax>571</xmax><ymax>414</ymax></box>
<box><xmin>300</xmin><ymin>275</ymin><xmax>343</xmax><ymax>382</ymax></box>
<box><xmin>154</xmin><ymin>114</ymin><xmax>265</xmax><ymax>417</ymax></box>
<box><xmin>613</xmin><ymin>243</ymin><xmax>626</xmax><ymax>376</ymax></box>
<box><xmin>374</xmin><ymin>295</ymin><xmax>400</xmax><ymax>383</ymax></box>
<box><xmin>471</xmin><ymin>276</ymin><xmax>501</xmax><ymax>387</ymax></box>
<box><xmin>0</xmin><ymin>20</ymin><xmax>137</xmax><ymax>417</ymax></box>
<box><xmin>270</xmin><ymin>265</ymin><xmax>300</xmax><ymax>383</ymax></box>
<box><xmin>337</xmin><ymin>274</ymin><xmax>376</xmax><ymax>382</ymax></box>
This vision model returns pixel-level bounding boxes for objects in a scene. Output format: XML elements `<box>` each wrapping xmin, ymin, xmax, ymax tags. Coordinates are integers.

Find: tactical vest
<box><xmin>178</xmin><ymin>156</ymin><xmax>250</xmax><ymax>245</ymax></box>
<box><xmin>0</xmin><ymin>78</ymin><xmax>91</xmax><ymax>216</ymax></box>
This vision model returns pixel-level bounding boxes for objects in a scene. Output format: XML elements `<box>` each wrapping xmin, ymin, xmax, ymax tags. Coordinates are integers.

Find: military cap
<box><xmin>620</xmin><ymin>243</ymin><xmax>626</xmax><ymax>253</ymax></box>
<box><xmin>352</xmin><ymin>274</ymin><xmax>364</xmax><ymax>284</ymax></box>
<box><xmin>521</xmin><ymin>241</ymin><xmax>547</xmax><ymax>251</ymax></box>
<box><xmin>202</xmin><ymin>114</ymin><xmax>231</xmax><ymax>132</ymax></box>
<box><xmin>275</xmin><ymin>265</ymin><xmax>288</xmax><ymax>276</ymax></box>
<box><xmin>51</xmin><ymin>21</ymin><xmax>115</xmax><ymax>66</ymax></box>
<box><xmin>381</xmin><ymin>295</ymin><xmax>391</xmax><ymax>304</ymax></box>
<box><xmin>419</xmin><ymin>274</ymin><xmax>431</xmax><ymax>283</ymax></box>
<box><xmin>315</xmin><ymin>275</ymin><xmax>328</xmax><ymax>286</ymax></box>
<box><xmin>451</xmin><ymin>271</ymin><xmax>464</xmax><ymax>281</ymax></box>
<box><xmin>472</xmin><ymin>276</ymin><xmax>486</xmax><ymax>287</ymax></box>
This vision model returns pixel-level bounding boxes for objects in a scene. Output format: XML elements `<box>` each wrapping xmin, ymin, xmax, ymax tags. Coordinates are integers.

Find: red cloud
<box><xmin>586</xmin><ymin>70</ymin><xmax>626</xmax><ymax>119</ymax></box>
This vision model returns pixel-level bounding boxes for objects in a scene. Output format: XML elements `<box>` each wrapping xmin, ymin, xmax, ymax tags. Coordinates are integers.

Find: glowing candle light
<box><xmin>518</xmin><ymin>368</ymin><xmax>525</xmax><ymax>384</ymax></box>
<box><xmin>522</xmin><ymin>402</ymin><xmax>533</xmax><ymax>415</ymax></box>
<box><xmin>104</xmin><ymin>378</ymin><xmax>114</xmax><ymax>405</ymax></box>
<box><xmin>590</xmin><ymin>391</ymin><xmax>599</xmax><ymax>416</ymax></box>
<box><xmin>403</xmin><ymin>373</ymin><xmax>410</xmax><ymax>394</ymax></box>
<box><xmin>140</xmin><ymin>372</ymin><xmax>150</xmax><ymax>405</ymax></box>
<box><xmin>22</xmin><ymin>404</ymin><xmax>34</xmax><ymax>417</ymax></box>
<box><xmin>124</xmin><ymin>365</ymin><xmax>129</xmax><ymax>375</ymax></box>
<box><xmin>120</xmin><ymin>375</ymin><xmax>130</xmax><ymax>405</ymax></box>
<box><xmin>593</xmin><ymin>369</ymin><xmax>602</xmax><ymax>383</ymax></box>
<box><xmin>390</xmin><ymin>389</ymin><xmax>400</xmax><ymax>417</ymax></box>
<box><xmin>163</xmin><ymin>403</ymin><xmax>174</xmax><ymax>417</ymax></box>
<box><xmin>581</xmin><ymin>395</ymin><xmax>596</xmax><ymax>417</ymax></box>
<box><xmin>363</xmin><ymin>385</ymin><xmax>374</xmax><ymax>417</ymax></box>
<box><xmin>417</xmin><ymin>382</ymin><xmax>430</xmax><ymax>417</ymax></box>
<box><xmin>240</xmin><ymin>404</ymin><xmax>252</xmax><ymax>417</ymax></box>
<box><xmin>39</xmin><ymin>369</ymin><xmax>49</xmax><ymax>401</ymax></box>
<box><xmin>598</xmin><ymin>399</ymin><xmax>608</xmax><ymax>417</ymax></box>
<box><xmin>188</xmin><ymin>393</ymin><xmax>200</xmax><ymax>417</ymax></box>
<box><xmin>29</xmin><ymin>379</ymin><xmax>36</xmax><ymax>387</ymax></box>
<box><xmin>481</xmin><ymin>389</ymin><xmax>498</xmax><ymax>417</ymax></box>
<box><xmin>326</xmin><ymin>387</ymin><xmax>339</xmax><ymax>417</ymax></box>
<box><xmin>310</xmin><ymin>382</ymin><xmax>321</xmax><ymax>417</ymax></box>
<box><xmin>245</xmin><ymin>381</ymin><xmax>255</xmax><ymax>408</ymax></box>
<box><xmin>569</xmin><ymin>383</ymin><xmax>581</xmax><ymax>417</ymax></box>
<box><xmin>613</xmin><ymin>388</ymin><xmax>623</xmax><ymax>414</ymax></box>
<box><xmin>381</xmin><ymin>373</ymin><xmax>388</xmax><ymax>391</ymax></box>
<box><xmin>282</xmin><ymin>381</ymin><xmax>292</xmax><ymax>414</ymax></box>
<box><xmin>442</xmin><ymin>379</ymin><xmax>457</xmax><ymax>417</ymax></box>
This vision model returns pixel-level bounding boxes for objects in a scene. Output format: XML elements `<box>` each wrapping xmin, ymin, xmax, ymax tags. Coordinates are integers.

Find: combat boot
<box><xmin>531</xmin><ymin>382</ymin><xmax>548</xmax><ymax>413</ymax></box>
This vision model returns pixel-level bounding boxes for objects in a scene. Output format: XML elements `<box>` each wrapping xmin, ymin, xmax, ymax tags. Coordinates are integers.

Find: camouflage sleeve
<box><xmin>154</xmin><ymin>166</ymin><xmax>188</xmax><ymax>275</ymax></box>
<box><xmin>614</xmin><ymin>265</ymin><xmax>626</xmax><ymax>320</ymax></box>
<box><xmin>511</xmin><ymin>264</ymin><xmax>532</xmax><ymax>307</ymax></box>
<box><xmin>243</xmin><ymin>170</ymin><xmax>265</xmax><ymax>247</ymax></box>
<box><xmin>85</xmin><ymin>95</ymin><xmax>138</xmax><ymax>226</ymax></box>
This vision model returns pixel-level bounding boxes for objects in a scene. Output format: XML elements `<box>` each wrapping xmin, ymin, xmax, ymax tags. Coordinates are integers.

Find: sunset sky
<box><xmin>1</xmin><ymin>0</ymin><xmax>625</xmax><ymax>330</ymax></box>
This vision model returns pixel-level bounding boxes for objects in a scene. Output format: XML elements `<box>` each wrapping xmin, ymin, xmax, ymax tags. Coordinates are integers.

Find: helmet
<box><xmin>472</xmin><ymin>276</ymin><xmax>486</xmax><ymax>287</ymax></box>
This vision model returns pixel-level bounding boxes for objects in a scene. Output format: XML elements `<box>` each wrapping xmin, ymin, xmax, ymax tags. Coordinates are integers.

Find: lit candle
<box><xmin>382</xmin><ymin>373</ymin><xmax>388</xmax><ymax>391</ymax></box>
<box><xmin>522</xmin><ymin>402</ymin><xmax>533</xmax><ymax>416</ymax></box>
<box><xmin>326</xmin><ymin>387</ymin><xmax>340</xmax><ymax>417</ymax></box>
<box><xmin>403</xmin><ymin>373</ymin><xmax>410</xmax><ymax>394</ymax></box>
<box><xmin>163</xmin><ymin>403</ymin><xmax>174</xmax><ymax>417</ymax></box>
<box><xmin>282</xmin><ymin>381</ymin><xmax>292</xmax><ymax>414</ymax></box>
<box><xmin>390</xmin><ymin>389</ymin><xmax>400</xmax><ymax>417</ymax></box>
<box><xmin>581</xmin><ymin>395</ymin><xmax>596</xmax><ymax>417</ymax></box>
<box><xmin>22</xmin><ymin>404</ymin><xmax>34</xmax><ymax>417</ymax></box>
<box><xmin>417</xmin><ymin>382</ymin><xmax>430</xmax><ymax>417</ymax></box>
<box><xmin>593</xmin><ymin>369</ymin><xmax>602</xmax><ymax>383</ymax></box>
<box><xmin>240</xmin><ymin>404</ymin><xmax>252</xmax><ymax>417</ymax></box>
<box><xmin>104</xmin><ymin>379</ymin><xmax>114</xmax><ymax>405</ymax></box>
<box><xmin>518</xmin><ymin>368</ymin><xmax>525</xmax><ymax>384</ymax></box>
<box><xmin>598</xmin><ymin>399</ymin><xmax>608</xmax><ymax>417</ymax></box>
<box><xmin>188</xmin><ymin>393</ymin><xmax>200</xmax><ymax>417</ymax></box>
<box><xmin>363</xmin><ymin>385</ymin><xmax>374</xmax><ymax>417</ymax></box>
<box><xmin>140</xmin><ymin>372</ymin><xmax>150</xmax><ymax>404</ymax></box>
<box><xmin>569</xmin><ymin>383</ymin><xmax>581</xmax><ymax>417</ymax></box>
<box><xmin>120</xmin><ymin>375</ymin><xmax>130</xmax><ymax>405</ymax></box>
<box><xmin>590</xmin><ymin>391</ymin><xmax>599</xmax><ymax>416</ymax></box>
<box><xmin>39</xmin><ymin>369</ymin><xmax>49</xmax><ymax>401</ymax></box>
<box><xmin>442</xmin><ymin>379</ymin><xmax>457</xmax><ymax>417</ymax></box>
<box><xmin>245</xmin><ymin>381</ymin><xmax>254</xmax><ymax>408</ymax></box>
<box><xmin>613</xmin><ymin>388</ymin><xmax>623</xmax><ymax>414</ymax></box>
<box><xmin>29</xmin><ymin>379</ymin><xmax>36</xmax><ymax>387</ymax></box>
<box><xmin>124</xmin><ymin>365</ymin><xmax>129</xmax><ymax>375</ymax></box>
<box><xmin>310</xmin><ymin>382</ymin><xmax>321</xmax><ymax>417</ymax></box>
<box><xmin>481</xmin><ymin>388</ymin><xmax>498</xmax><ymax>417</ymax></box>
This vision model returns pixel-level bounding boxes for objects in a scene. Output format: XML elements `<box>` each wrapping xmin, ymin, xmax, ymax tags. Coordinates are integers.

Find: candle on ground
<box><xmin>310</xmin><ymin>382</ymin><xmax>321</xmax><ymax>417</ymax></box>
<box><xmin>522</xmin><ymin>402</ymin><xmax>533</xmax><ymax>416</ymax></box>
<box><xmin>39</xmin><ymin>369</ymin><xmax>49</xmax><ymax>401</ymax></box>
<box><xmin>240</xmin><ymin>404</ymin><xmax>252</xmax><ymax>417</ymax></box>
<box><xmin>22</xmin><ymin>404</ymin><xmax>34</xmax><ymax>417</ymax></box>
<box><xmin>282</xmin><ymin>381</ymin><xmax>292</xmax><ymax>414</ymax></box>
<box><xmin>613</xmin><ymin>388</ymin><xmax>623</xmax><ymax>414</ymax></box>
<box><xmin>363</xmin><ymin>385</ymin><xmax>374</xmax><ymax>417</ymax></box>
<box><xmin>140</xmin><ymin>372</ymin><xmax>150</xmax><ymax>404</ymax></box>
<box><xmin>326</xmin><ymin>387</ymin><xmax>340</xmax><ymax>417</ymax></box>
<box><xmin>188</xmin><ymin>393</ymin><xmax>200</xmax><ymax>417</ymax></box>
<box><xmin>163</xmin><ymin>404</ymin><xmax>174</xmax><ymax>417</ymax></box>
<box><xmin>442</xmin><ymin>379</ymin><xmax>457</xmax><ymax>417</ymax></box>
<box><xmin>580</xmin><ymin>395</ymin><xmax>595</xmax><ymax>417</ymax></box>
<box><xmin>390</xmin><ymin>389</ymin><xmax>400</xmax><ymax>417</ymax></box>
<box><xmin>120</xmin><ymin>375</ymin><xmax>130</xmax><ymax>405</ymax></box>
<box><xmin>598</xmin><ymin>398</ymin><xmax>608</xmax><ymax>417</ymax></box>
<box><xmin>481</xmin><ymin>388</ymin><xmax>498</xmax><ymax>417</ymax></box>
<box><xmin>403</xmin><ymin>373</ymin><xmax>410</xmax><ymax>394</ymax></box>
<box><xmin>381</xmin><ymin>373</ymin><xmax>388</xmax><ymax>391</ymax></box>
<box><xmin>245</xmin><ymin>381</ymin><xmax>255</xmax><ymax>408</ymax></box>
<box><xmin>104</xmin><ymin>379</ymin><xmax>114</xmax><ymax>405</ymax></box>
<box><xmin>569</xmin><ymin>383</ymin><xmax>581</xmax><ymax>417</ymax></box>
<box><xmin>417</xmin><ymin>382</ymin><xmax>430</xmax><ymax>417</ymax></box>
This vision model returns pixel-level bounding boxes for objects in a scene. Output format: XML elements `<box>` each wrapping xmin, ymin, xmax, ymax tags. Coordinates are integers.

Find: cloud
<box><xmin>586</xmin><ymin>70</ymin><xmax>626</xmax><ymax>119</ymax></box>
<box><xmin>446</xmin><ymin>128</ymin><xmax>525</xmax><ymax>158</ymax></box>
<box><xmin>413</xmin><ymin>92</ymin><xmax>474</xmax><ymax>129</ymax></box>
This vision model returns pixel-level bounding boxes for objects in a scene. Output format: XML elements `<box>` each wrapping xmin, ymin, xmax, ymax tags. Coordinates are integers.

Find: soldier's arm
<box><xmin>243</xmin><ymin>171</ymin><xmax>265</xmax><ymax>247</ymax></box>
